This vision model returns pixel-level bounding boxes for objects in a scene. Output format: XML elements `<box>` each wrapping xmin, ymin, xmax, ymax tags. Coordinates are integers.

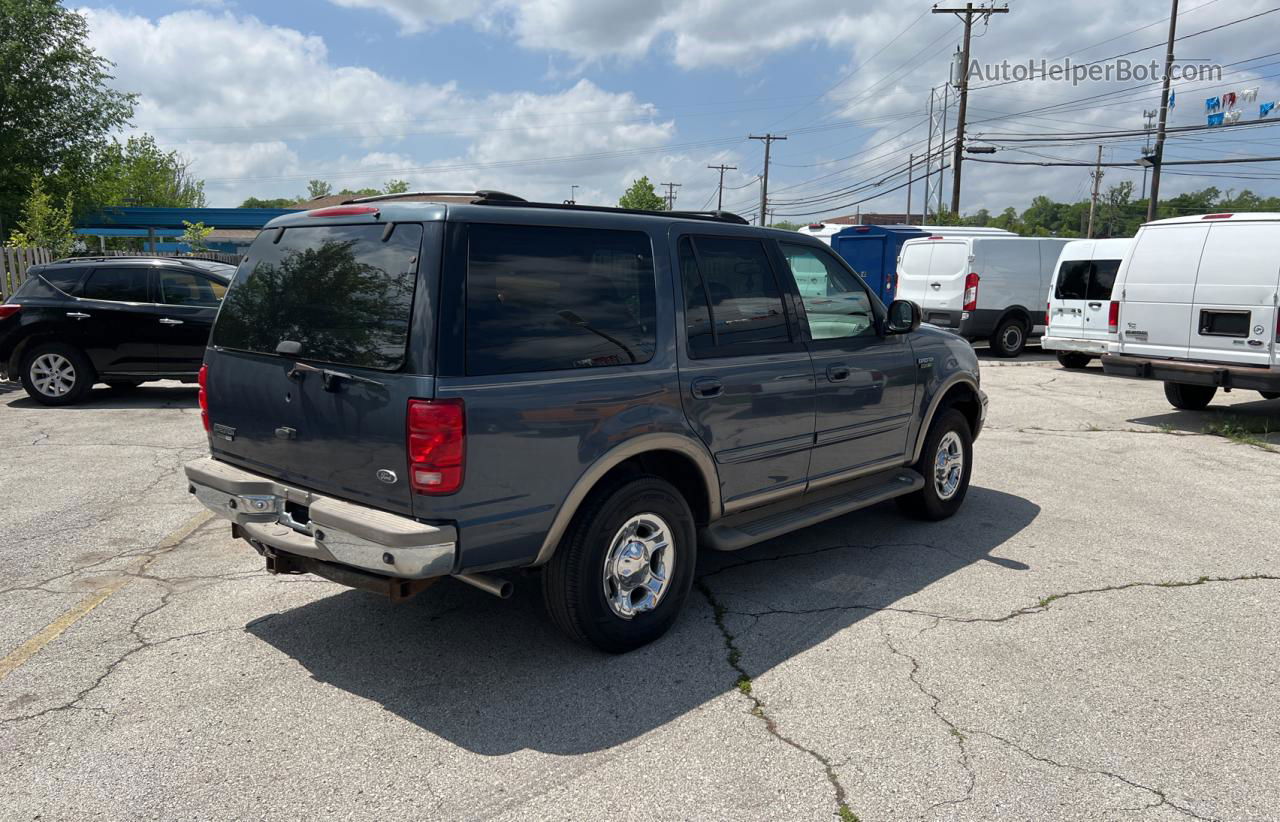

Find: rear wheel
<box><xmin>1164</xmin><ymin>382</ymin><xmax>1216</xmax><ymax>410</ymax></box>
<box><xmin>542</xmin><ymin>476</ymin><xmax>695</xmax><ymax>653</ymax></box>
<box><xmin>105</xmin><ymin>379</ymin><xmax>144</xmax><ymax>390</ymax></box>
<box><xmin>1056</xmin><ymin>352</ymin><xmax>1092</xmax><ymax>369</ymax></box>
<box><xmin>896</xmin><ymin>408</ymin><xmax>973</xmax><ymax>521</ymax></box>
<box><xmin>990</xmin><ymin>317</ymin><xmax>1027</xmax><ymax>358</ymax></box>
<box><xmin>20</xmin><ymin>343</ymin><xmax>95</xmax><ymax>406</ymax></box>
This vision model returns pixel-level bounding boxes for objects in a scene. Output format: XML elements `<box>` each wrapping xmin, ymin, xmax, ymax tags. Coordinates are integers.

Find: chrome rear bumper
<box><xmin>183</xmin><ymin>457</ymin><xmax>456</xmax><ymax>580</ymax></box>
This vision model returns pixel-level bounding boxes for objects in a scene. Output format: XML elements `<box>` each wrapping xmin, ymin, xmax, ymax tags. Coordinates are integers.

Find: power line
<box><xmin>707</xmin><ymin>164</ymin><xmax>737</xmax><ymax>211</ymax></box>
<box><xmin>749</xmin><ymin>134</ymin><xmax>787</xmax><ymax>226</ymax></box>
<box><xmin>659</xmin><ymin>181</ymin><xmax>682</xmax><ymax>210</ymax></box>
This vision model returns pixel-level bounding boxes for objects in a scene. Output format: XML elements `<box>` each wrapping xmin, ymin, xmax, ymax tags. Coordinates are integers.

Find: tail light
<box><xmin>0</xmin><ymin>304</ymin><xmax>20</xmax><ymax>320</ymax></box>
<box><xmin>963</xmin><ymin>273</ymin><xmax>979</xmax><ymax>312</ymax></box>
<box><xmin>197</xmin><ymin>364</ymin><xmax>210</xmax><ymax>432</ymax></box>
<box><xmin>1108</xmin><ymin>301</ymin><xmax>1120</xmax><ymax>333</ymax></box>
<box><xmin>408</xmin><ymin>399</ymin><xmax>465</xmax><ymax>494</ymax></box>
<box><xmin>1045</xmin><ymin>302</ymin><xmax>1051</xmax><ymax>326</ymax></box>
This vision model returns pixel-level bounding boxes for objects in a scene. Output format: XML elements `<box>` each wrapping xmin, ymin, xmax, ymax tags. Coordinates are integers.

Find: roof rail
<box><xmin>471</xmin><ymin>198</ymin><xmax>751</xmax><ymax>225</ymax></box>
<box><xmin>346</xmin><ymin>190</ymin><xmax>526</xmax><ymax>205</ymax></box>
<box><xmin>50</xmin><ymin>255</ymin><xmax>213</xmax><ymax>269</ymax></box>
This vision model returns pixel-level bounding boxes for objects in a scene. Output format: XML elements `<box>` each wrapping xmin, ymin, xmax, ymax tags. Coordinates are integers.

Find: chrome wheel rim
<box><xmin>1002</xmin><ymin>324</ymin><xmax>1023</xmax><ymax>351</ymax></box>
<box><xmin>934</xmin><ymin>431</ymin><xmax>964</xmax><ymax>500</ymax></box>
<box><xmin>30</xmin><ymin>353</ymin><xmax>76</xmax><ymax>397</ymax></box>
<box><xmin>602</xmin><ymin>513</ymin><xmax>675</xmax><ymax>620</ymax></box>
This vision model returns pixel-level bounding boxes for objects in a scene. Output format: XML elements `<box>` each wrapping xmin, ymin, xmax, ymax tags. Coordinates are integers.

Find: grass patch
<box><xmin>735</xmin><ymin>674</ymin><xmax>752</xmax><ymax>695</ymax></box>
<box><xmin>1203</xmin><ymin>416</ymin><xmax>1278</xmax><ymax>452</ymax></box>
<box><xmin>837</xmin><ymin>804</ymin><xmax>861</xmax><ymax>822</ymax></box>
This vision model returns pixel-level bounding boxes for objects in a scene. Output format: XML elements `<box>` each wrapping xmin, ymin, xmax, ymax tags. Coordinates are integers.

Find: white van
<box><xmin>896</xmin><ymin>236</ymin><xmax>1069</xmax><ymax>357</ymax></box>
<box><xmin>1102</xmin><ymin>212</ymin><xmax>1280</xmax><ymax>408</ymax></box>
<box><xmin>1042</xmin><ymin>238</ymin><xmax>1133</xmax><ymax>368</ymax></box>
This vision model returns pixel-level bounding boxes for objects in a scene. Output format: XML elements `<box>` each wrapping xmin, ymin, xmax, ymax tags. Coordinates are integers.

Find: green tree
<box><xmin>618</xmin><ymin>176</ymin><xmax>666</xmax><ymax>211</ymax></box>
<box><xmin>306</xmin><ymin>179</ymin><xmax>333</xmax><ymax>200</ymax></box>
<box><xmin>239</xmin><ymin>196</ymin><xmax>299</xmax><ymax>209</ymax></box>
<box><xmin>88</xmin><ymin>135</ymin><xmax>206</xmax><ymax>209</ymax></box>
<box><xmin>383</xmin><ymin>179</ymin><xmax>409</xmax><ymax>194</ymax></box>
<box><xmin>180</xmin><ymin>220</ymin><xmax>214</xmax><ymax>252</ymax></box>
<box><xmin>769</xmin><ymin>220</ymin><xmax>802</xmax><ymax>231</ymax></box>
<box><xmin>7</xmin><ymin>177</ymin><xmax>75</xmax><ymax>255</ymax></box>
<box><xmin>0</xmin><ymin>0</ymin><xmax>135</xmax><ymax>233</ymax></box>
<box><xmin>337</xmin><ymin>187</ymin><xmax>380</xmax><ymax>197</ymax></box>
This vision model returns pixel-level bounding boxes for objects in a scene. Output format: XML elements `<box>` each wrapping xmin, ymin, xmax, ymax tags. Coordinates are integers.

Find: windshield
<box><xmin>210</xmin><ymin>223</ymin><xmax>423</xmax><ymax>371</ymax></box>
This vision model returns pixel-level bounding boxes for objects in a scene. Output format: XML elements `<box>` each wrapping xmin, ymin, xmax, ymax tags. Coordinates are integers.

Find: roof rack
<box><xmin>50</xmin><ymin>255</ymin><xmax>215</xmax><ymax>269</ymax></box>
<box><xmin>346</xmin><ymin>190</ymin><xmax>526</xmax><ymax>205</ymax></box>
<box><xmin>470</xmin><ymin>197</ymin><xmax>751</xmax><ymax>225</ymax></box>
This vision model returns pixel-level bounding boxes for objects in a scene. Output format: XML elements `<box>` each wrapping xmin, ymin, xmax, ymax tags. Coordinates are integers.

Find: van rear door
<box><xmin>1185</xmin><ymin>220</ymin><xmax>1280</xmax><ymax>367</ymax></box>
<box><xmin>204</xmin><ymin>220</ymin><xmax>435</xmax><ymax>516</ymax></box>
<box><xmin>923</xmin><ymin>241</ymin><xmax>968</xmax><ymax>314</ymax></box>
<box><xmin>894</xmin><ymin>240</ymin><xmax>933</xmax><ymax>305</ymax></box>
<box><xmin>1049</xmin><ymin>245</ymin><xmax>1090</xmax><ymax>338</ymax></box>
<box><xmin>1116</xmin><ymin>224</ymin><xmax>1209</xmax><ymax>360</ymax></box>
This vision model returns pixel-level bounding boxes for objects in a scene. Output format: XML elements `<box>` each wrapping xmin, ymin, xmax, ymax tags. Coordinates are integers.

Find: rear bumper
<box><xmin>1102</xmin><ymin>354</ymin><xmax>1280</xmax><ymax>391</ymax></box>
<box><xmin>1041</xmin><ymin>335</ymin><xmax>1109</xmax><ymax>355</ymax></box>
<box><xmin>183</xmin><ymin>456</ymin><xmax>457</xmax><ymax>580</ymax></box>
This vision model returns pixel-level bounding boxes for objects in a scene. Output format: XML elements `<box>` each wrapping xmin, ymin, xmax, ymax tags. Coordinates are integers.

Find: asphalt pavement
<box><xmin>1</xmin><ymin>357</ymin><xmax>1277</xmax><ymax>821</ymax></box>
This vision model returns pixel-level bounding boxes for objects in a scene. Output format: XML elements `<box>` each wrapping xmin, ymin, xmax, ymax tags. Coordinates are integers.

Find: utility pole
<box><xmin>933</xmin><ymin>2</ymin><xmax>1008</xmax><ymax>216</ymax></box>
<box><xmin>906</xmin><ymin>154</ymin><xmax>914</xmax><ymax>225</ymax></box>
<box><xmin>1140</xmin><ymin>108</ymin><xmax>1158</xmax><ymax>201</ymax></box>
<box><xmin>749</xmin><ymin>134</ymin><xmax>787</xmax><ymax>226</ymax></box>
<box><xmin>707</xmin><ymin>164</ymin><xmax>737</xmax><ymax>211</ymax></box>
<box><xmin>566</xmin><ymin>184</ymin><xmax>579</xmax><ymax>205</ymax></box>
<box><xmin>938</xmin><ymin>83</ymin><xmax>949</xmax><ymax>218</ymax></box>
<box><xmin>660</xmin><ymin>181</ymin><xmax>682</xmax><ymax>210</ymax></box>
<box><xmin>1087</xmin><ymin>145</ymin><xmax>1104</xmax><ymax>239</ymax></box>
<box><xmin>1147</xmin><ymin>0</ymin><xmax>1179</xmax><ymax>221</ymax></box>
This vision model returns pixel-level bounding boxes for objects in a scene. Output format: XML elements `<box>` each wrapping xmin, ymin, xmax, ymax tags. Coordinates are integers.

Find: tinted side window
<box><xmin>465</xmin><ymin>224</ymin><xmax>656</xmax><ymax>376</ymax></box>
<box><xmin>1087</xmin><ymin>259</ymin><xmax>1121</xmax><ymax>300</ymax></box>
<box><xmin>780</xmin><ymin>243</ymin><xmax>877</xmax><ymax>340</ymax></box>
<box><xmin>83</xmin><ymin>268</ymin><xmax>150</xmax><ymax>303</ymax></box>
<box><xmin>680</xmin><ymin>236</ymin><xmax>789</xmax><ymax>354</ymax></box>
<box><xmin>1055</xmin><ymin>260</ymin><xmax>1090</xmax><ymax>300</ymax></box>
<box><xmin>679</xmin><ymin>238</ymin><xmax>715</xmax><ymax>356</ymax></box>
<box><xmin>159</xmin><ymin>270</ymin><xmax>226</xmax><ymax>307</ymax></box>
<box><xmin>39</xmin><ymin>267</ymin><xmax>86</xmax><ymax>296</ymax></box>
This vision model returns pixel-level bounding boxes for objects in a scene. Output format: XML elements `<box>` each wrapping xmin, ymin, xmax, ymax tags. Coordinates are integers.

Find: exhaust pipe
<box><xmin>454</xmin><ymin>573</ymin><xmax>513</xmax><ymax>599</ymax></box>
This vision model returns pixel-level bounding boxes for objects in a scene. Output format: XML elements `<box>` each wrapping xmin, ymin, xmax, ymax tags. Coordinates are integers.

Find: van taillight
<box><xmin>1108</xmin><ymin>301</ymin><xmax>1120</xmax><ymax>332</ymax></box>
<box><xmin>197</xmin><ymin>364</ymin><xmax>210</xmax><ymax>433</ymax></box>
<box><xmin>407</xmin><ymin>399</ymin><xmax>465</xmax><ymax>494</ymax></box>
<box><xmin>963</xmin><ymin>273</ymin><xmax>979</xmax><ymax>311</ymax></box>
<box><xmin>1045</xmin><ymin>302</ymin><xmax>1051</xmax><ymax>326</ymax></box>
<box><xmin>0</xmin><ymin>304</ymin><xmax>20</xmax><ymax>320</ymax></box>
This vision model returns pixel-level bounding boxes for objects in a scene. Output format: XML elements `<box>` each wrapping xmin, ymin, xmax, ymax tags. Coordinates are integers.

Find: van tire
<box><xmin>990</xmin><ymin>317</ymin><xmax>1027</xmax><ymax>358</ymax></box>
<box><xmin>1056</xmin><ymin>352</ymin><xmax>1092</xmax><ymax>369</ymax></box>
<box><xmin>541</xmin><ymin>476</ymin><xmax>696</xmax><ymax>653</ymax></box>
<box><xmin>20</xmin><ymin>343</ymin><xmax>96</xmax><ymax>406</ymax></box>
<box><xmin>896</xmin><ymin>409</ymin><xmax>973</xmax><ymax>521</ymax></box>
<box><xmin>1163</xmin><ymin>382</ymin><xmax>1216</xmax><ymax>410</ymax></box>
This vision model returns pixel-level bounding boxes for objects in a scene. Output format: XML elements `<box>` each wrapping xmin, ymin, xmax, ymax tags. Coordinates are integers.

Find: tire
<box><xmin>1260</xmin><ymin>391</ymin><xmax>1280</xmax><ymax>401</ymax></box>
<box><xmin>105</xmin><ymin>379</ymin><xmax>144</xmax><ymax>390</ymax></box>
<box><xmin>19</xmin><ymin>343</ymin><xmax>96</xmax><ymax>406</ymax></box>
<box><xmin>990</xmin><ymin>317</ymin><xmax>1028</xmax><ymax>358</ymax></box>
<box><xmin>1056</xmin><ymin>352</ymin><xmax>1092</xmax><ymax>369</ymax></box>
<box><xmin>1163</xmin><ymin>382</ymin><xmax>1216</xmax><ymax>411</ymax></box>
<box><xmin>541</xmin><ymin>476</ymin><xmax>696</xmax><ymax>653</ymax></box>
<box><xmin>896</xmin><ymin>408</ymin><xmax>973</xmax><ymax>521</ymax></box>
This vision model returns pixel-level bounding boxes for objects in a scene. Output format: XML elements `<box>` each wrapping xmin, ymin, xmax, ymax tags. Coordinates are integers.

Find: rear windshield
<box><xmin>1054</xmin><ymin>259</ymin><xmax>1120</xmax><ymax>301</ymax></box>
<box><xmin>212</xmin><ymin>223</ymin><xmax>422</xmax><ymax>371</ymax></box>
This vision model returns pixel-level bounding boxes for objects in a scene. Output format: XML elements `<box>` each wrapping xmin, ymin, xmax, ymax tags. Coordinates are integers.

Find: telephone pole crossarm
<box><xmin>749</xmin><ymin>134</ymin><xmax>787</xmax><ymax>226</ymax></box>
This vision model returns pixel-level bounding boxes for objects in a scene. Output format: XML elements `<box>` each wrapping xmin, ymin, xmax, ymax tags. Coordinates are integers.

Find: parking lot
<box><xmin>1</xmin><ymin>352</ymin><xmax>1277</xmax><ymax>821</ymax></box>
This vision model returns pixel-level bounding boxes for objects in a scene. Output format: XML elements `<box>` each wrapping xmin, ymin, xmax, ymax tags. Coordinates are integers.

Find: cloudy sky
<box><xmin>80</xmin><ymin>0</ymin><xmax>1280</xmax><ymax>219</ymax></box>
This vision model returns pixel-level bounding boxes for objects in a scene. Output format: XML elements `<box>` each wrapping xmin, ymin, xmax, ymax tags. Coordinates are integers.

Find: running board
<box><xmin>700</xmin><ymin>468</ymin><xmax>924</xmax><ymax>552</ymax></box>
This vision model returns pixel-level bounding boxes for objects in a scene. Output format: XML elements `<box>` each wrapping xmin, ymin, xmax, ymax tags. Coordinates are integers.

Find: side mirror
<box><xmin>885</xmin><ymin>299</ymin><xmax>921</xmax><ymax>335</ymax></box>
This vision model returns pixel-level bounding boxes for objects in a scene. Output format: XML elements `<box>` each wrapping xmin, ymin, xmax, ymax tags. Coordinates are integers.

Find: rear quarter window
<box><xmin>899</xmin><ymin>244</ymin><xmax>931</xmax><ymax>275</ymax></box>
<box><xmin>211</xmin><ymin>223</ymin><xmax>423</xmax><ymax>371</ymax></box>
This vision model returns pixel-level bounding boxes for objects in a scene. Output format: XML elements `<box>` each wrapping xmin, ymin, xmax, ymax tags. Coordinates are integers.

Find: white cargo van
<box><xmin>896</xmin><ymin>235</ymin><xmax>1069</xmax><ymax>357</ymax></box>
<box><xmin>1102</xmin><ymin>212</ymin><xmax>1280</xmax><ymax>408</ymax></box>
<box><xmin>1042</xmin><ymin>238</ymin><xmax>1132</xmax><ymax>368</ymax></box>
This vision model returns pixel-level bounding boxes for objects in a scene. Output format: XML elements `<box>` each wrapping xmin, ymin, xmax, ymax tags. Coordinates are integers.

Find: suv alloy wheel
<box><xmin>21</xmin><ymin>342</ymin><xmax>96</xmax><ymax>406</ymax></box>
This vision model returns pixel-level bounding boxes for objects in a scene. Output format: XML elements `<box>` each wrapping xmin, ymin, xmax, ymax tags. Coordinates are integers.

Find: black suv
<box><xmin>0</xmin><ymin>256</ymin><xmax>234</xmax><ymax>404</ymax></box>
<box><xmin>183</xmin><ymin>193</ymin><xmax>987</xmax><ymax>652</ymax></box>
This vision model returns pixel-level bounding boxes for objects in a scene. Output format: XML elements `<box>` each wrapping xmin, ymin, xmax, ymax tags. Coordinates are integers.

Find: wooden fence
<box><xmin>1</xmin><ymin>248</ymin><xmax>242</xmax><ymax>301</ymax></box>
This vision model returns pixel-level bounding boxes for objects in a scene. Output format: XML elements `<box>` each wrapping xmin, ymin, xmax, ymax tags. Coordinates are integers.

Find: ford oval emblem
<box><xmin>376</xmin><ymin>469</ymin><xmax>398</xmax><ymax>484</ymax></box>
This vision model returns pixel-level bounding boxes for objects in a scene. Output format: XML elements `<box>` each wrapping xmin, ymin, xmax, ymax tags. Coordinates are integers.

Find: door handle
<box><xmin>930</xmin><ymin>282</ymin><xmax>942</xmax><ymax>289</ymax></box>
<box><xmin>158</xmin><ymin>318</ymin><xmax>184</xmax><ymax>325</ymax></box>
<box><xmin>690</xmin><ymin>377</ymin><xmax>723</xmax><ymax>399</ymax></box>
<box><xmin>826</xmin><ymin>364</ymin><xmax>851</xmax><ymax>382</ymax></box>
<box><xmin>1088</xmin><ymin>302</ymin><xmax>1102</xmax><ymax>309</ymax></box>
<box><xmin>65</xmin><ymin>312</ymin><xmax>90</xmax><ymax>320</ymax></box>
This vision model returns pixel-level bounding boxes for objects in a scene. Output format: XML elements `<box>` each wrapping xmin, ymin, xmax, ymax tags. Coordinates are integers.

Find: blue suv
<box><xmin>184</xmin><ymin>192</ymin><xmax>986</xmax><ymax>652</ymax></box>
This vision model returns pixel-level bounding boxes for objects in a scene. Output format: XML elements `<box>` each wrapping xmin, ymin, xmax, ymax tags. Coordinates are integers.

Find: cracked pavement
<box><xmin>1</xmin><ymin>357</ymin><xmax>1278</xmax><ymax>821</ymax></box>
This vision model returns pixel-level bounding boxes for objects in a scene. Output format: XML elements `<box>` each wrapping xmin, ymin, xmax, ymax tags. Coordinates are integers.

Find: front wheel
<box><xmin>896</xmin><ymin>409</ymin><xmax>973</xmax><ymax>521</ymax></box>
<box><xmin>990</xmin><ymin>317</ymin><xmax>1027</xmax><ymax>358</ymax></box>
<box><xmin>20</xmin><ymin>343</ymin><xmax>96</xmax><ymax>406</ymax></box>
<box><xmin>1056</xmin><ymin>352</ymin><xmax>1092</xmax><ymax>369</ymax></box>
<box><xmin>1164</xmin><ymin>382</ymin><xmax>1216</xmax><ymax>411</ymax></box>
<box><xmin>542</xmin><ymin>476</ymin><xmax>696</xmax><ymax>653</ymax></box>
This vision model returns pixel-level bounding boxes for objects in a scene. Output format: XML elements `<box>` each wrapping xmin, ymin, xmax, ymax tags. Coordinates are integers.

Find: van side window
<box><xmin>779</xmin><ymin>243</ymin><xmax>877</xmax><ymax>340</ymax></box>
<box><xmin>1055</xmin><ymin>261</ymin><xmax>1090</xmax><ymax>300</ymax></box>
<box><xmin>678</xmin><ymin>236</ymin><xmax>790</xmax><ymax>356</ymax></box>
<box><xmin>465</xmin><ymin>224</ymin><xmax>657</xmax><ymax>375</ymax></box>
